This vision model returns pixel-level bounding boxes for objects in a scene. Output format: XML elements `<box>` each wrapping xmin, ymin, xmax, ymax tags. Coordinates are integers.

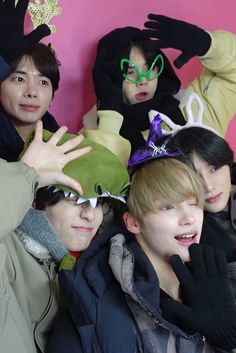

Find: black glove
<box><xmin>0</xmin><ymin>0</ymin><xmax>51</xmax><ymax>64</ymax></box>
<box><xmin>162</xmin><ymin>244</ymin><xmax>236</xmax><ymax>350</ymax></box>
<box><xmin>143</xmin><ymin>14</ymin><xmax>211</xmax><ymax>68</ymax></box>
<box><xmin>93</xmin><ymin>47</ymin><xmax>123</xmax><ymax>113</ymax></box>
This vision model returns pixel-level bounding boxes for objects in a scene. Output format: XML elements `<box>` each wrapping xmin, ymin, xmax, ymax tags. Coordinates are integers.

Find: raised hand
<box><xmin>0</xmin><ymin>0</ymin><xmax>51</xmax><ymax>64</ymax></box>
<box><xmin>162</xmin><ymin>244</ymin><xmax>236</xmax><ymax>350</ymax></box>
<box><xmin>93</xmin><ymin>47</ymin><xmax>123</xmax><ymax>113</ymax></box>
<box><xmin>143</xmin><ymin>14</ymin><xmax>211</xmax><ymax>68</ymax></box>
<box><xmin>20</xmin><ymin>121</ymin><xmax>92</xmax><ymax>194</ymax></box>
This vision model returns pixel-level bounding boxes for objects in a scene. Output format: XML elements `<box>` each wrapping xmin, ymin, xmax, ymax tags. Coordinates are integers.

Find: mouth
<box><xmin>135</xmin><ymin>92</ymin><xmax>149</xmax><ymax>101</ymax></box>
<box><xmin>20</xmin><ymin>104</ymin><xmax>40</xmax><ymax>112</ymax></box>
<box><xmin>72</xmin><ymin>226</ymin><xmax>93</xmax><ymax>234</ymax></box>
<box><xmin>174</xmin><ymin>232</ymin><xmax>198</xmax><ymax>246</ymax></box>
<box><xmin>205</xmin><ymin>192</ymin><xmax>222</xmax><ymax>204</ymax></box>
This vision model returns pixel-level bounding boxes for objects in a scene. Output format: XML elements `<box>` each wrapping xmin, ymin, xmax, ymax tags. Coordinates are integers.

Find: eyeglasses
<box><xmin>120</xmin><ymin>54</ymin><xmax>164</xmax><ymax>84</ymax></box>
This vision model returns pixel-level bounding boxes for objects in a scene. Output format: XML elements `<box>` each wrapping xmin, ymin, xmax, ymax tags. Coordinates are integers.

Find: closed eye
<box><xmin>160</xmin><ymin>204</ymin><xmax>174</xmax><ymax>211</ymax></box>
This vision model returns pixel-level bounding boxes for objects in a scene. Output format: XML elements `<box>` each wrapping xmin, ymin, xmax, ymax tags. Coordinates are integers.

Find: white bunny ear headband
<box><xmin>148</xmin><ymin>92</ymin><xmax>221</xmax><ymax>137</ymax></box>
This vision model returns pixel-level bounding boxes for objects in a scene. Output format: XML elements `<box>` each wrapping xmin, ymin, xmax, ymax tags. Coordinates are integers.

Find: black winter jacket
<box><xmin>48</xmin><ymin>224</ymin><xmax>218</xmax><ymax>353</ymax></box>
<box><xmin>0</xmin><ymin>105</ymin><xmax>59</xmax><ymax>161</ymax></box>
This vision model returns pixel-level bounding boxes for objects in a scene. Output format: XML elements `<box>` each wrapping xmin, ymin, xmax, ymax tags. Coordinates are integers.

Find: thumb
<box><xmin>174</xmin><ymin>53</ymin><xmax>192</xmax><ymax>69</ymax></box>
<box><xmin>162</xmin><ymin>297</ymin><xmax>194</xmax><ymax>330</ymax></box>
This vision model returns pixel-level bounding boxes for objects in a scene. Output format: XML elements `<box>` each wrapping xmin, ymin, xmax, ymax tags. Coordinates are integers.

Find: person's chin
<box><xmin>181</xmin><ymin>251</ymin><xmax>191</xmax><ymax>263</ymax></box>
<box><xmin>204</xmin><ymin>200</ymin><xmax>227</xmax><ymax>213</ymax></box>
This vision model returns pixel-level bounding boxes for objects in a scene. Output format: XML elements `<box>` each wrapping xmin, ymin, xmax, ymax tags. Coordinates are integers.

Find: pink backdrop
<box><xmin>37</xmin><ymin>0</ymin><xmax>236</xmax><ymax>154</ymax></box>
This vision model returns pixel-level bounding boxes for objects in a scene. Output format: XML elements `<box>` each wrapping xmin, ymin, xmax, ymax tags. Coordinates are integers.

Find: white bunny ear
<box><xmin>148</xmin><ymin>92</ymin><xmax>220</xmax><ymax>137</ymax></box>
<box><xmin>185</xmin><ymin>92</ymin><xmax>204</xmax><ymax>125</ymax></box>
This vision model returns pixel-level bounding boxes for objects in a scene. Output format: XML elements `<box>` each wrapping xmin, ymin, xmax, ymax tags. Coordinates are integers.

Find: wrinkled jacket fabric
<box><xmin>0</xmin><ymin>159</ymin><xmax>39</xmax><ymax>353</ymax></box>
<box><xmin>57</xmin><ymin>225</ymin><xmax>232</xmax><ymax>353</ymax></box>
<box><xmin>0</xmin><ymin>160</ymin><xmax>61</xmax><ymax>353</ymax></box>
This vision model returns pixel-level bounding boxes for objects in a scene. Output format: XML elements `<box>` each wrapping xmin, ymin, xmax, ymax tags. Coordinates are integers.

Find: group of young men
<box><xmin>1</xmin><ymin>1</ymin><xmax>236</xmax><ymax>353</ymax></box>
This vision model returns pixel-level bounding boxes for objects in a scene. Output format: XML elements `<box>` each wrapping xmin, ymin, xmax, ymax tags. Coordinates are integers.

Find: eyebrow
<box><xmin>13</xmin><ymin>70</ymin><xmax>46</xmax><ymax>78</ymax></box>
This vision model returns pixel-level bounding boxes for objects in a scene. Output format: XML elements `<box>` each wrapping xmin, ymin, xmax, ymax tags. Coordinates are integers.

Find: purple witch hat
<box><xmin>128</xmin><ymin>113</ymin><xmax>181</xmax><ymax>167</ymax></box>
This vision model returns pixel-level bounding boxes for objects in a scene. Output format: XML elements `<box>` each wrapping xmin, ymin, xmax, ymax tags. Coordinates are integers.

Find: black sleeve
<box><xmin>42</xmin><ymin>111</ymin><xmax>60</xmax><ymax>132</ymax></box>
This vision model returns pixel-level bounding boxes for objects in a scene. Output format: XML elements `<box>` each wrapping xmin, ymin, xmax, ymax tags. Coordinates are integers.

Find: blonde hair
<box><xmin>127</xmin><ymin>159</ymin><xmax>204</xmax><ymax>223</ymax></box>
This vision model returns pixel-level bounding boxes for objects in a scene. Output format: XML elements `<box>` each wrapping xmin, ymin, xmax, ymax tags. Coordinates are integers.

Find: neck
<box><xmin>12</xmin><ymin>121</ymin><xmax>36</xmax><ymax>141</ymax></box>
<box><xmin>153</xmin><ymin>258</ymin><xmax>181</xmax><ymax>301</ymax></box>
<box><xmin>136</xmin><ymin>237</ymin><xmax>181</xmax><ymax>301</ymax></box>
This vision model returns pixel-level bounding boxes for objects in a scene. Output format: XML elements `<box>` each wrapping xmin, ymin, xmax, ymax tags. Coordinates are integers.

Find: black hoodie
<box><xmin>0</xmin><ymin>105</ymin><xmax>59</xmax><ymax>162</ymax></box>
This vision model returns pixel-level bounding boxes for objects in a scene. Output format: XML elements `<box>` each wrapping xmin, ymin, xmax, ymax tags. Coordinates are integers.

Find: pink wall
<box><xmin>39</xmin><ymin>0</ymin><xmax>236</xmax><ymax>154</ymax></box>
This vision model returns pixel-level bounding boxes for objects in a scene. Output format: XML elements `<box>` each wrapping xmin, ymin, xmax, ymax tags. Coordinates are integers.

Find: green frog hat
<box><xmin>23</xmin><ymin>129</ymin><xmax>130</xmax><ymax>206</ymax></box>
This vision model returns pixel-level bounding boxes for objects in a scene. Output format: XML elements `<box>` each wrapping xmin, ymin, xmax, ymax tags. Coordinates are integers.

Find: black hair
<box><xmin>10</xmin><ymin>43</ymin><xmax>60</xmax><ymax>95</ymax></box>
<box><xmin>167</xmin><ymin>127</ymin><xmax>234</xmax><ymax>168</ymax></box>
<box><xmin>35</xmin><ymin>187</ymin><xmax>125</xmax><ymax>220</ymax></box>
<box><xmin>97</xmin><ymin>26</ymin><xmax>181</xmax><ymax>95</ymax></box>
<box><xmin>118</xmin><ymin>38</ymin><xmax>160</xmax><ymax>72</ymax></box>
<box><xmin>35</xmin><ymin>187</ymin><xmax>65</xmax><ymax>210</ymax></box>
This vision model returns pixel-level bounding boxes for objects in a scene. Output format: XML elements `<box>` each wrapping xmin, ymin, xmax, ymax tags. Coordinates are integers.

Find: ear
<box><xmin>123</xmin><ymin>211</ymin><xmax>141</xmax><ymax>234</ymax></box>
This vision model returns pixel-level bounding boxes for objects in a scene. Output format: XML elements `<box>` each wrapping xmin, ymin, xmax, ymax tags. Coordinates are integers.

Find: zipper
<box><xmin>34</xmin><ymin>261</ymin><xmax>59</xmax><ymax>353</ymax></box>
<box><xmin>203</xmin><ymin>76</ymin><xmax>214</xmax><ymax>94</ymax></box>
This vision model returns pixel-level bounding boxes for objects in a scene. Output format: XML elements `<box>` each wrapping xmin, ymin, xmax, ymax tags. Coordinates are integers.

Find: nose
<box><xmin>80</xmin><ymin>204</ymin><xmax>95</xmax><ymax>222</ymax></box>
<box><xmin>201</xmin><ymin>173</ymin><xmax>214</xmax><ymax>194</ymax></box>
<box><xmin>24</xmin><ymin>79</ymin><xmax>38</xmax><ymax>98</ymax></box>
<box><xmin>179</xmin><ymin>208</ymin><xmax>195</xmax><ymax>226</ymax></box>
<box><xmin>137</xmin><ymin>76</ymin><xmax>148</xmax><ymax>86</ymax></box>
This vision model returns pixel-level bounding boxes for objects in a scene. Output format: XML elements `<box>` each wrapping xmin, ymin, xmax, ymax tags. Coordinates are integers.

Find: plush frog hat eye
<box><xmin>23</xmin><ymin>130</ymin><xmax>130</xmax><ymax>204</ymax></box>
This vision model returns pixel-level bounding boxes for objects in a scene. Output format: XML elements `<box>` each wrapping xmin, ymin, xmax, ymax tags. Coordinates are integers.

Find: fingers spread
<box><xmin>65</xmin><ymin>146</ymin><xmax>92</xmax><ymax>163</ymax></box>
<box><xmin>60</xmin><ymin>134</ymin><xmax>85</xmax><ymax>153</ymax></box>
<box><xmin>33</xmin><ymin>120</ymin><xmax>43</xmax><ymax>142</ymax></box>
<box><xmin>59</xmin><ymin>174</ymin><xmax>83</xmax><ymax>195</ymax></box>
<box><xmin>48</xmin><ymin>125</ymin><xmax>68</xmax><ymax>145</ymax></box>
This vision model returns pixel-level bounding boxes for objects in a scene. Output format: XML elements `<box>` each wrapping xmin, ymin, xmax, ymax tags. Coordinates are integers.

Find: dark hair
<box><xmin>35</xmin><ymin>187</ymin><xmax>65</xmax><ymax>210</ymax></box>
<box><xmin>35</xmin><ymin>187</ymin><xmax>125</xmax><ymax>219</ymax></box>
<box><xmin>118</xmin><ymin>38</ymin><xmax>159</xmax><ymax>71</ymax></box>
<box><xmin>167</xmin><ymin>127</ymin><xmax>234</xmax><ymax>168</ymax></box>
<box><xmin>10</xmin><ymin>43</ymin><xmax>60</xmax><ymax>95</ymax></box>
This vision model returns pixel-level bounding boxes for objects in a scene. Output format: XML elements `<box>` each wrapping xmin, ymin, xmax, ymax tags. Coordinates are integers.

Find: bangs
<box><xmin>128</xmin><ymin>159</ymin><xmax>204</xmax><ymax>221</ymax></box>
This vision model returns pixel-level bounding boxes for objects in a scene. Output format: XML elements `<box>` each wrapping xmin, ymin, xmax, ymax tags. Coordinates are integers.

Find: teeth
<box><xmin>175</xmin><ymin>234</ymin><xmax>195</xmax><ymax>239</ymax></box>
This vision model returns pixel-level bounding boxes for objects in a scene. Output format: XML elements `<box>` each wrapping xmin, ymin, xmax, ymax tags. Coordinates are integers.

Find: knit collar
<box><xmin>15</xmin><ymin>229</ymin><xmax>52</xmax><ymax>260</ymax></box>
<box><xmin>17</xmin><ymin>208</ymin><xmax>68</xmax><ymax>262</ymax></box>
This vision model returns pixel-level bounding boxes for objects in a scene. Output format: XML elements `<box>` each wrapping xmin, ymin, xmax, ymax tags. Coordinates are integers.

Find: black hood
<box><xmin>96</xmin><ymin>26</ymin><xmax>184</xmax><ymax>152</ymax></box>
<box><xmin>97</xmin><ymin>26</ymin><xmax>181</xmax><ymax>96</ymax></box>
